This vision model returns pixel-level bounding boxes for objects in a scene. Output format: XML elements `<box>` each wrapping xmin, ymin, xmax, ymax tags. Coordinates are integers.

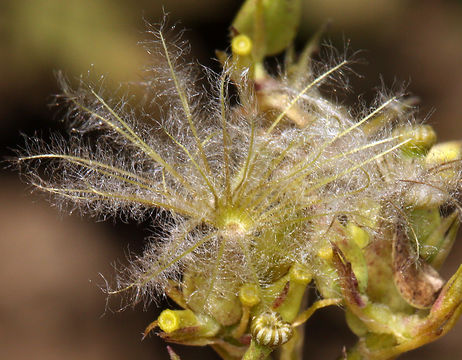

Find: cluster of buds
<box><xmin>16</xmin><ymin>0</ymin><xmax>462</xmax><ymax>359</ymax></box>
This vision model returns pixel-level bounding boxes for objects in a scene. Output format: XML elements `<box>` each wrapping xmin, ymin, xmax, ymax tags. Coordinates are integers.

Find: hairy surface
<box><xmin>16</xmin><ymin>26</ymin><xmax>462</xmax><ymax>317</ymax></box>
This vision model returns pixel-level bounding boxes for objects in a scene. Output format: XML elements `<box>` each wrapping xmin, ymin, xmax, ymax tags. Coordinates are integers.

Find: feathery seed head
<box><xmin>14</xmin><ymin>1</ymin><xmax>462</xmax><ymax>359</ymax></box>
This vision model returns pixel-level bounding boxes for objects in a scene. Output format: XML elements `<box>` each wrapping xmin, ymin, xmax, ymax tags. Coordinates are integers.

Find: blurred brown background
<box><xmin>1</xmin><ymin>0</ymin><xmax>462</xmax><ymax>359</ymax></box>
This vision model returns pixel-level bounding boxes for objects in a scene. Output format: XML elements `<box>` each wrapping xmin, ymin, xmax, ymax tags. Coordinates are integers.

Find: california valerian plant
<box><xmin>16</xmin><ymin>1</ymin><xmax>462</xmax><ymax>359</ymax></box>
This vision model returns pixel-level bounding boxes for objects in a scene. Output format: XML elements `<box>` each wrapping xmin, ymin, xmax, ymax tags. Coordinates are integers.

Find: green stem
<box><xmin>242</xmin><ymin>340</ymin><xmax>273</xmax><ymax>360</ymax></box>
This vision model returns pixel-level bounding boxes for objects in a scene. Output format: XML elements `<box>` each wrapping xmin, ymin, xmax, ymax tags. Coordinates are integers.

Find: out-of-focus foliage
<box><xmin>2</xmin><ymin>0</ymin><xmax>144</xmax><ymax>83</ymax></box>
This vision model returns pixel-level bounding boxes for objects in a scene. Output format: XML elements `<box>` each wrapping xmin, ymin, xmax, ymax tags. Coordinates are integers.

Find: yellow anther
<box><xmin>239</xmin><ymin>283</ymin><xmax>261</xmax><ymax>307</ymax></box>
<box><xmin>232</xmin><ymin>34</ymin><xmax>253</xmax><ymax>57</ymax></box>
<box><xmin>158</xmin><ymin>309</ymin><xmax>180</xmax><ymax>333</ymax></box>
<box><xmin>346</xmin><ymin>223</ymin><xmax>370</xmax><ymax>249</ymax></box>
<box><xmin>317</xmin><ymin>245</ymin><xmax>333</xmax><ymax>261</ymax></box>
<box><xmin>289</xmin><ymin>263</ymin><xmax>312</xmax><ymax>285</ymax></box>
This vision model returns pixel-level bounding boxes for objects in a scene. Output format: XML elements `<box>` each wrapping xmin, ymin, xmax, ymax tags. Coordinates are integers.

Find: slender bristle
<box><xmin>14</xmin><ymin>25</ymin><xmax>462</xmax><ymax>316</ymax></box>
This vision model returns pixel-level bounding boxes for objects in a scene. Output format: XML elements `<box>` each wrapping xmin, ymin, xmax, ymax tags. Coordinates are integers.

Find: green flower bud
<box><xmin>393</xmin><ymin>125</ymin><xmax>437</xmax><ymax>157</ymax></box>
<box><xmin>232</xmin><ymin>0</ymin><xmax>301</xmax><ymax>59</ymax></box>
<box><xmin>158</xmin><ymin>309</ymin><xmax>220</xmax><ymax>339</ymax></box>
<box><xmin>158</xmin><ymin>309</ymin><xmax>197</xmax><ymax>333</ymax></box>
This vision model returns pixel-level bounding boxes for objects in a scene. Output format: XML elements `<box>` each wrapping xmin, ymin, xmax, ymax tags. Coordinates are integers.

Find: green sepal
<box><xmin>182</xmin><ymin>270</ymin><xmax>242</xmax><ymax>327</ymax></box>
<box><xmin>362</xmin><ymin>222</ymin><xmax>413</xmax><ymax>313</ymax></box>
<box><xmin>427</xmin><ymin>212</ymin><xmax>460</xmax><ymax>269</ymax></box>
<box><xmin>334</xmin><ymin>221</ymin><xmax>369</xmax><ymax>294</ymax></box>
<box><xmin>409</xmin><ymin>209</ymin><xmax>459</xmax><ymax>268</ymax></box>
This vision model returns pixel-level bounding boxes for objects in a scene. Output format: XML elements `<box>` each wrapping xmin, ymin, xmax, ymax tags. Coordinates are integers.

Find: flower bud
<box><xmin>394</xmin><ymin>125</ymin><xmax>437</xmax><ymax>157</ymax></box>
<box><xmin>250</xmin><ymin>311</ymin><xmax>293</xmax><ymax>347</ymax></box>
